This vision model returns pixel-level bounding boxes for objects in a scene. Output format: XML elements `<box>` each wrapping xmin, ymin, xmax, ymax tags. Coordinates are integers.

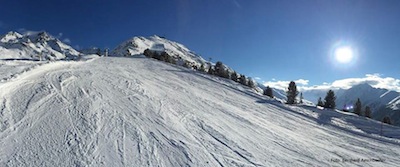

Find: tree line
<box><xmin>143</xmin><ymin>49</ymin><xmax>256</xmax><ymax>89</ymax></box>
<box><xmin>275</xmin><ymin>81</ymin><xmax>392</xmax><ymax>125</ymax></box>
<box><xmin>204</xmin><ymin>61</ymin><xmax>257</xmax><ymax>89</ymax></box>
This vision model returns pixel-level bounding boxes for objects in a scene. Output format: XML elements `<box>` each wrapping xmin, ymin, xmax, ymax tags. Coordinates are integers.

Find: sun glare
<box><xmin>329</xmin><ymin>41</ymin><xmax>358</xmax><ymax>69</ymax></box>
<box><xmin>335</xmin><ymin>47</ymin><xmax>353</xmax><ymax>63</ymax></box>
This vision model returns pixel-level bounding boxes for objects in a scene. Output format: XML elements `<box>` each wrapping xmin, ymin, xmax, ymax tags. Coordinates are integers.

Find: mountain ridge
<box><xmin>0</xmin><ymin>31</ymin><xmax>80</xmax><ymax>60</ymax></box>
<box><xmin>301</xmin><ymin>83</ymin><xmax>400</xmax><ymax>126</ymax></box>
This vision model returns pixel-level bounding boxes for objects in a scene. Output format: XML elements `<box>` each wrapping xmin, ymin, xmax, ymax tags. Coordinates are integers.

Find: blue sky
<box><xmin>1</xmin><ymin>0</ymin><xmax>399</xmax><ymax>90</ymax></box>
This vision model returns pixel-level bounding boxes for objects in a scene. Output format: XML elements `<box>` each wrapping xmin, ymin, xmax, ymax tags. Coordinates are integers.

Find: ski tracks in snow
<box><xmin>0</xmin><ymin>57</ymin><xmax>399</xmax><ymax>166</ymax></box>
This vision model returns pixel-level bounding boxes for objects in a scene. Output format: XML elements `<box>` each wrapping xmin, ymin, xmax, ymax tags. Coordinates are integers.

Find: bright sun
<box><xmin>335</xmin><ymin>47</ymin><xmax>353</xmax><ymax>63</ymax></box>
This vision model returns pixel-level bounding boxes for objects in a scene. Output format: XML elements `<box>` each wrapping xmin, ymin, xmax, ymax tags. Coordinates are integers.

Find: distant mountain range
<box><xmin>0</xmin><ymin>31</ymin><xmax>208</xmax><ymax>66</ymax></box>
<box><xmin>302</xmin><ymin>83</ymin><xmax>400</xmax><ymax>126</ymax></box>
<box><xmin>0</xmin><ymin>31</ymin><xmax>80</xmax><ymax>60</ymax></box>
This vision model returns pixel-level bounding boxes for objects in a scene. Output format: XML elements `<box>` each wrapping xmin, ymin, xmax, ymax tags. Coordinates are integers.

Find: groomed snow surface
<box><xmin>0</xmin><ymin>57</ymin><xmax>399</xmax><ymax>166</ymax></box>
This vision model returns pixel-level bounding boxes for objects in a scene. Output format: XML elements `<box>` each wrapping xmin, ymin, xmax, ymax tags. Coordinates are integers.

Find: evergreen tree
<box><xmin>221</xmin><ymin>69</ymin><xmax>230</xmax><ymax>79</ymax></box>
<box><xmin>231</xmin><ymin>71</ymin><xmax>238</xmax><ymax>82</ymax></box>
<box><xmin>264</xmin><ymin>86</ymin><xmax>274</xmax><ymax>98</ymax></box>
<box><xmin>286</xmin><ymin>81</ymin><xmax>298</xmax><ymax>104</ymax></box>
<box><xmin>248</xmin><ymin>78</ymin><xmax>256</xmax><ymax>88</ymax></box>
<box><xmin>207</xmin><ymin>65</ymin><xmax>214</xmax><ymax>75</ymax></box>
<box><xmin>192</xmin><ymin>64</ymin><xmax>198</xmax><ymax>70</ymax></box>
<box><xmin>383</xmin><ymin>116</ymin><xmax>391</xmax><ymax>125</ymax></box>
<box><xmin>323</xmin><ymin>90</ymin><xmax>336</xmax><ymax>109</ymax></box>
<box><xmin>199</xmin><ymin>64</ymin><xmax>206</xmax><ymax>72</ymax></box>
<box><xmin>161</xmin><ymin>52</ymin><xmax>175</xmax><ymax>64</ymax></box>
<box><xmin>215</xmin><ymin>61</ymin><xmax>223</xmax><ymax>69</ymax></box>
<box><xmin>317</xmin><ymin>97</ymin><xmax>324</xmax><ymax>107</ymax></box>
<box><xmin>143</xmin><ymin>49</ymin><xmax>152</xmax><ymax>58</ymax></box>
<box><xmin>214</xmin><ymin>61</ymin><xmax>230</xmax><ymax>79</ymax></box>
<box><xmin>354</xmin><ymin>98</ymin><xmax>362</xmax><ymax>116</ymax></box>
<box><xmin>215</xmin><ymin>61</ymin><xmax>223</xmax><ymax>76</ymax></box>
<box><xmin>299</xmin><ymin>92</ymin><xmax>303</xmax><ymax>104</ymax></box>
<box><xmin>365</xmin><ymin>106</ymin><xmax>372</xmax><ymax>118</ymax></box>
<box><xmin>239</xmin><ymin>74</ymin><xmax>247</xmax><ymax>85</ymax></box>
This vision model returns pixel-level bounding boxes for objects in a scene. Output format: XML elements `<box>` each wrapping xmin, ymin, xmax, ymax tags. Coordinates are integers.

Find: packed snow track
<box><xmin>0</xmin><ymin>57</ymin><xmax>399</xmax><ymax>166</ymax></box>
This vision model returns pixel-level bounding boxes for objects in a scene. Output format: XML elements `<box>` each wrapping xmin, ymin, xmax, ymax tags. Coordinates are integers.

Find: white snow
<box><xmin>0</xmin><ymin>32</ymin><xmax>23</xmax><ymax>43</ymax></box>
<box><xmin>0</xmin><ymin>60</ymin><xmax>47</xmax><ymax>82</ymax></box>
<box><xmin>0</xmin><ymin>57</ymin><xmax>399</xmax><ymax>166</ymax></box>
<box><xmin>111</xmin><ymin>36</ymin><xmax>207</xmax><ymax>66</ymax></box>
<box><xmin>0</xmin><ymin>31</ymin><xmax>80</xmax><ymax>60</ymax></box>
<box><xmin>388</xmin><ymin>96</ymin><xmax>400</xmax><ymax>110</ymax></box>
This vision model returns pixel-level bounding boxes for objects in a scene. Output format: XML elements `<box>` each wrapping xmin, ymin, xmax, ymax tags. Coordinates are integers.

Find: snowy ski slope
<box><xmin>0</xmin><ymin>57</ymin><xmax>399</xmax><ymax>166</ymax></box>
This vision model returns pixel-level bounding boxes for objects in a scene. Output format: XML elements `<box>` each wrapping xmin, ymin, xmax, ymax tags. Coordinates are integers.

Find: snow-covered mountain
<box><xmin>0</xmin><ymin>31</ymin><xmax>80</xmax><ymax>60</ymax></box>
<box><xmin>389</xmin><ymin>97</ymin><xmax>400</xmax><ymax>110</ymax></box>
<box><xmin>1</xmin><ymin>57</ymin><xmax>399</xmax><ymax>166</ymax></box>
<box><xmin>302</xmin><ymin>83</ymin><xmax>400</xmax><ymax>126</ymax></box>
<box><xmin>111</xmin><ymin>35</ymin><xmax>207</xmax><ymax>66</ymax></box>
<box><xmin>335</xmin><ymin>83</ymin><xmax>399</xmax><ymax>110</ymax></box>
<box><xmin>335</xmin><ymin>84</ymin><xmax>400</xmax><ymax>126</ymax></box>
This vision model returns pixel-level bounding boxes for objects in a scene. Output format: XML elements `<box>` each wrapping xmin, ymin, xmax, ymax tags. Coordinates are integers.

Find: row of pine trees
<box><xmin>143</xmin><ymin>49</ymin><xmax>257</xmax><ymax>89</ymax></box>
<box><xmin>276</xmin><ymin>81</ymin><xmax>392</xmax><ymax>125</ymax></box>
<box><xmin>201</xmin><ymin>61</ymin><xmax>257</xmax><ymax>88</ymax></box>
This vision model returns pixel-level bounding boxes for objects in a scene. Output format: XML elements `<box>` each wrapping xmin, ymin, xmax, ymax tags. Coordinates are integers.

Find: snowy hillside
<box><xmin>0</xmin><ymin>31</ymin><xmax>80</xmax><ymax>60</ymax></box>
<box><xmin>111</xmin><ymin>35</ymin><xmax>207</xmax><ymax>66</ymax></box>
<box><xmin>0</xmin><ymin>57</ymin><xmax>399</xmax><ymax>166</ymax></box>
